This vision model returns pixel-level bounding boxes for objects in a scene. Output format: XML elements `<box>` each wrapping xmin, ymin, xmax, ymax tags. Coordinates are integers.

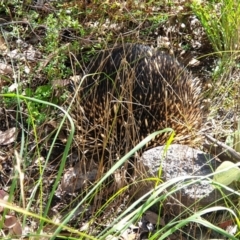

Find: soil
<box><xmin>0</xmin><ymin>1</ymin><xmax>238</xmax><ymax>239</ymax></box>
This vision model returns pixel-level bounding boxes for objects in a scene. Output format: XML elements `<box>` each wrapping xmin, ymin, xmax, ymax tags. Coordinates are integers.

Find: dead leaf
<box><xmin>4</xmin><ymin>215</ymin><xmax>22</xmax><ymax>236</ymax></box>
<box><xmin>52</xmin><ymin>79</ymin><xmax>72</xmax><ymax>89</ymax></box>
<box><xmin>218</xmin><ymin>219</ymin><xmax>234</xmax><ymax>230</ymax></box>
<box><xmin>144</xmin><ymin>210</ymin><xmax>165</xmax><ymax>226</ymax></box>
<box><xmin>0</xmin><ymin>63</ymin><xmax>13</xmax><ymax>75</ymax></box>
<box><xmin>0</xmin><ymin>35</ymin><xmax>7</xmax><ymax>51</ymax></box>
<box><xmin>0</xmin><ymin>189</ymin><xmax>9</xmax><ymax>201</ymax></box>
<box><xmin>0</xmin><ymin>189</ymin><xmax>9</xmax><ymax>212</ymax></box>
<box><xmin>59</xmin><ymin>167</ymin><xmax>98</xmax><ymax>193</ymax></box>
<box><xmin>0</xmin><ymin>127</ymin><xmax>17</xmax><ymax>145</ymax></box>
<box><xmin>188</xmin><ymin>58</ymin><xmax>200</xmax><ymax>66</ymax></box>
<box><xmin>8</xmin><ymin>83</ymin><xmax>19</xmax><ymax>92</ymax></box>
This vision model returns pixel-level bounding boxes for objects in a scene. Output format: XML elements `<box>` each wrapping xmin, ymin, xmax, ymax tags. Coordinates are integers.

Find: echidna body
<box><xmin>79</xmin><ymin>44</ymin><xmax>202</xmax><ymax>157</ymax></box>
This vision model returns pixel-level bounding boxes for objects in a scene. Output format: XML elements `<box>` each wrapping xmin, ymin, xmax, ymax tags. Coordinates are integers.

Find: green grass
<box><xmin>191</xmin><ymin>0</ymin><xmax>240</xmax><ymax>76</ymax></box>
<box><xmin>191</xmin><ymin>0</ymin><xmax>240</xmax><ymax>142</ymax></box>
<box><xmin>1</xmin><ymin>0</ymin><xmax>240</xmax><ymax>239</ymax></box>
<box><xmin>0</xmin><ymin>121</ymin><xmax>239</xmax><ymax>239</ymax></box>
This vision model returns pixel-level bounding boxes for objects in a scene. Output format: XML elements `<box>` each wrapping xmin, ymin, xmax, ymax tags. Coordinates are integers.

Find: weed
<box><xmin>1</xmin><ymin>0</ymin><xmax>240</xmax><ymax>239</ymax></box>
<box><xmin>191</xmin><ymin>0</ymin><xmax>240</xmax><ymax>75</ymax></box>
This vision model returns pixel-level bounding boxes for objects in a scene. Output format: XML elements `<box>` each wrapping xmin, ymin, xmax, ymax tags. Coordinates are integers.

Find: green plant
<box><xmin>226</xmin><ymin>120</ymin><xmax>240</xmax><ymax>153</ymax></box>
<box><xmin>0</xmin><ymin>93</ymin><xmax>76</xmax><ymax>238</ymax></box>
<box><xmin>36</xmin><ymin>9</ymin><xmax>84</xmax><ymax>81</ymax></box>
<box><xmin>24</xmin><ymin>85</ymin><xmax>54</xmax><ymax>124</ymax></box>
<box><xmin>214</xmin><ymin>161</ymin><xmax>240</xmax><ymax>186</ymax></box>
<box><xmin>191</xmin><ymin>0</ymin><xmax>240</xmax><ymax>77</ymax></box>
<box><xmin>191</xmin><ymin>0</ymin><xmax>240</xmax><ymax>54</ymax></box>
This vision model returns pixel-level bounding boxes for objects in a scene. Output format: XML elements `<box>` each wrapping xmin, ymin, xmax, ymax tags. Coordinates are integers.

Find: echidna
<box><xmin>78</xmin><ymin>44</ymin><xmax>202</xmax><ymax>159</ymax></box>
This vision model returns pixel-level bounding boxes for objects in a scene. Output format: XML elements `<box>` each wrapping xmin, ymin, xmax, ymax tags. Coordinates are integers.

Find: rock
<box><xmin>134</xmin><ymin>144</ymin><xmax>235</xmax><ymax>214</ymax></box>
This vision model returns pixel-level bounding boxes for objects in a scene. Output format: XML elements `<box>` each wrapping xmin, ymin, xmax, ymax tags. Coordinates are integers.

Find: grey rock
<box><xmin>134</xmin><ymin>144</ymin><xmax>235</xmax><ymax>214</ymax></box>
